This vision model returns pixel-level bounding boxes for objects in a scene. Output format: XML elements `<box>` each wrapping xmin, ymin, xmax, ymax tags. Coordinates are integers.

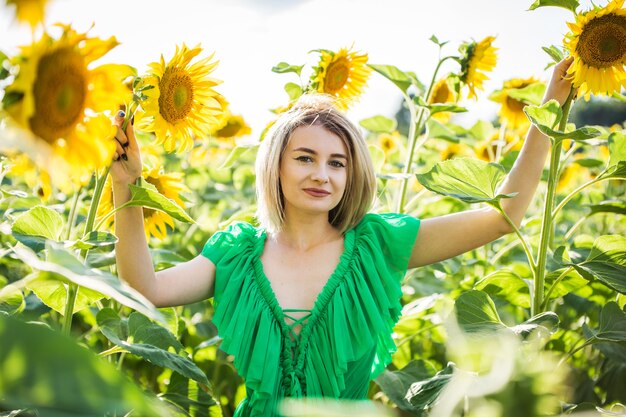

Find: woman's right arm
<box><xmin>111</xmin><ymin>111</ymin><xmax>216</xmax><ymax>308</ymax></box>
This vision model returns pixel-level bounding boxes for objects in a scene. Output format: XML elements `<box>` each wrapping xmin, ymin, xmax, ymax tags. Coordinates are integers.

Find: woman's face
<box><xmin>279</xmin><ymin>124</ymin><xmax>348</xmax><ymax>220</ymax></box>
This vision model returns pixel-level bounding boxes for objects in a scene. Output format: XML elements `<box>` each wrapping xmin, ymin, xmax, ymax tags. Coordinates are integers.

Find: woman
<box><xmin>110</xmin><ymin>58</ymin><xmax>574</xmax><ymax>416</ymax></box>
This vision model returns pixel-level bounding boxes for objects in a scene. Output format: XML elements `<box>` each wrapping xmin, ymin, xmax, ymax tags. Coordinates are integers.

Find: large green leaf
<box><xmin>0</xmin><ymin>314</ymin><xmax>172</xmax><ymax>416</ymax></box>
<box><xmin>27</xmin><ymin>275</ymin><xmax>104</xmax><ymax>315</ymax></box>
<box><xmin>598</xmin><ymin>160</ymin><xmax>626</xmax><ymax>180</ymax></box>
<box><xmin>416</xmin><ymin>158</ymin><xmax>516</xmax><ymax>204</ymax></box>
<box><xmin>474</xmin><ymin>269</ymin><xmax>530</xmax><ymax>308</ymax></box>
<box><xmin>161</xmin><ymin>372</ymin><xmax>222</xmax><ymax>417</ymax></box>
<box><xmin>455</xmin><ymin>290</ymin><xmax>506</xmax><ymax>333</ymax></box>
<box><xmin>12</xmin><ymin>206</ymin><xmax>64</xmax><ymax>251</ymax></box>
<box><xmin>583</xmin><ymin>302</ymin><xmax>626</xmax><ymax>343</ymax></box>
<box><xmin>528</xmin><ymin>0</ymin><xmax>579</xmax><ymax>13</ymax></box>
<box><xmin>127</xmin><ymin>181</ymin><xmax>194</xmax><ymax>223</ymax></box>
<box><xmin>374</xmin><ymin>360</ymin><xmax>437</xmax><ymax>412</ymax></box>
<box><xmin>572</xmin><ymin>235</ymin><xmax>626</xmax><ymax>294</ymax></box>
<box><xmin>10</xmin><ymin>242</ymin><xmax>164</xmax><ymax>324</ymax></box>
<box><xmin>359</xmin><ymin>115</ymin><xmax>397</xmax><ymax>134</ymax></box>
<box><xmin>608</xmin><ymin>131</ymin><xmax>626</xmax><ymax>167</ymax></box>
<box><xmin>368</xmin><ymin>64</ymin><xmax>413</xmax><ymax>93</ymax></box>
<box><xmin>97</xmin><ymin>308</ymin><xmax>209</xmax><ymax>386</ymax></box>
<box><xmin>524</xmin><ymin>100</ymin><xmax>603</xmax><ymax>141</ymax></box>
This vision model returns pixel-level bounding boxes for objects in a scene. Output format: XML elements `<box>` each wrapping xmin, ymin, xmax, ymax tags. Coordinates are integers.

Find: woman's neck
<box><xmin>276</xmin><ymin>213</ymin><xmax>341</xmax><ymax>251</ymax></box>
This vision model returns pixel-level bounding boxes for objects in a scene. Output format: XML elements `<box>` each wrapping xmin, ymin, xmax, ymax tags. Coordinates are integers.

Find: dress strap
<box><xmin>282</xmin><ymin>308</ymin><xmax>312</xmax><ymax>342</ymax></box>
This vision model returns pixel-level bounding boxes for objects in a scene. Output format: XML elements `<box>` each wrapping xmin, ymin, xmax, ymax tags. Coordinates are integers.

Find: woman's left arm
<box><xmin>408</xmin><ymin>57</ymin><xmax>575</xmax><ymax>269</ymax></box>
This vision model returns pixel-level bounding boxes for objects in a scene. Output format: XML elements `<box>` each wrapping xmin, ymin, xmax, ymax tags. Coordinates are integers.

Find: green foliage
<box><xmin>528</xmin><ymin>0</ymin><xmax>579</xmax><ymax>13</ymax></box>
<box><xmin>359</xmin><ymin>115</ymin><xmax>397</xmax><ymax>134</ymax></box>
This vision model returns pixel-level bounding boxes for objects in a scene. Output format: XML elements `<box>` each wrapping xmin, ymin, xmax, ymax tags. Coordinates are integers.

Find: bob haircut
<box><xmin>255</xmin><ymin>94</ymin><xmax>377</xmax><ymax>236</ymax></box>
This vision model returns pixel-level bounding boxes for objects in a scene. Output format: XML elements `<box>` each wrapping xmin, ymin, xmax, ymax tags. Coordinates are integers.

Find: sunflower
<box><xmin>489</xmin><ymin>77</ymin><xmax>541</xmax><ymax>129</ymax></box>
<box><xmin>310</xmin><ymin>46</ymin><xmax>372</xmax><ymax>111</ymax></box>
<box><xmin>6</xmin><ymin>151</ymin><xmax>52</xmax><ymax>200</ymax></box>
<box><xmin>458</xmin><ymin>36</ymin><xmax>498</xmax><ymax>100</ymax></box>
<box><xmin>428</xmin><ymin>77</ymin><xmax>457</xmax><ymax>122</ymax></box>
<box><xmin>97</xmin><ymin>164</ymin><xmax>189</xmax><ymax>240</ymax></box>
<box><xmin>377</xmin><ymin>131</ymin><xmax>401</xmax><ymax>155</ymax></box>
<box><xmin>138</xmin><ymin>44</ymin><xmax>224</xmax><ymax>153</ymax></box>
<box><xmin>210</xmin><ymin>110</ymin><xmax>252</xmax><ymax>143</ymax></box>
<box><xmin>3</xmin><ymin>24</ymin><xmax>131</xmax><ymax>182</ymax></box>
<box><xmin>564</xmin><ymin>0</ymin><xmax>626</xmax><ymax>100</ymax></box>
<box><xmin>440</xmin><ymin>143</ymin><xmax>472</xmax><ymax>160</ymax></box>
<box><xmin>5</xmin><ymin>0</ymin><xmax>47</xmax><ymax>28</ymax></box>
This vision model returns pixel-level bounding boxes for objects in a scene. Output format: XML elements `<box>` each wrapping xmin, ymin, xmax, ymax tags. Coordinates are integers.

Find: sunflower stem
<box><xmin>396</xmin><ymin>56</ymin><xmax>452</xmax><ymax>213</ymax></box>
<box><xmin>62</xmin><ymin>165</ymin><xmax>112</xmax><ymax>336</ymax></box>
<box><xmin>532</xmin><ymin>86</ymin><xmax>575</xmax><ymax>316</ymax></box>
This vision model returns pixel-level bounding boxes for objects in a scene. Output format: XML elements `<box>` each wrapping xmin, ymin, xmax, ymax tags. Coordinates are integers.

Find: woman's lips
<box><xmin>303</xmin><ymin>188</ymin><xmax>330</xmax><ymax>197</ymax></box>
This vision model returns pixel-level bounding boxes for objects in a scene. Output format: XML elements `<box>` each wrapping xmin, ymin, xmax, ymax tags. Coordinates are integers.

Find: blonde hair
<box><xmin>255</xmin><ymin>94</ymin><xmax>376</xmax><ymax>236</ymax></box>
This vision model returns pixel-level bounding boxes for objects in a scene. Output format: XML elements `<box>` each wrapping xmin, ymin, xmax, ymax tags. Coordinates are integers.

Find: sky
<box><xmin>0</xmin><ymin>0</ymin><xmax>594</xmax><ymax>137</ymax></box>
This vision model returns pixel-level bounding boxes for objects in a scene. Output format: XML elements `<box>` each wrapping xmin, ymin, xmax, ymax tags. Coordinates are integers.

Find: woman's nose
<box><xmin>311</xmin><ymin>165</ymin><xmax>329</xmax><ymax>184</ymax></box>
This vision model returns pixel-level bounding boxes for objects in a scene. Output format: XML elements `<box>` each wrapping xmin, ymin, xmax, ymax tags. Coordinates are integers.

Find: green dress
<box><xmin>201</xmin><ymin>213</ymin><xmax>420</xmax><ymax>416</ymax></box>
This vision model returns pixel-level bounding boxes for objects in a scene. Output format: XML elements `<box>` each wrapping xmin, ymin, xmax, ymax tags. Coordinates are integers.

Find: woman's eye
<box><xmin>330</xmin><ymin>160</ymin><xmax>346</xmax><ymax>168</ymax></box>
<box><xmin>295</xmin><ymin>156</ymin><xmax>313</xmax><ymax>163</ymax></box>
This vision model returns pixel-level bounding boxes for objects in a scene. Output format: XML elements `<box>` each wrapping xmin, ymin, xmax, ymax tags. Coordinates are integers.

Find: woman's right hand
<box><xmin>110</xmin><ymin>110</ymin><xmax>143</xmax><ymax>187</ymax></box>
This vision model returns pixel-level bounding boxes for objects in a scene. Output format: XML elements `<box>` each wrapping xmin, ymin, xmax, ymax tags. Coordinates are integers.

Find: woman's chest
<box><xmin>259</xmin><ymin>241</ymin><xmax>343</xmax><ymax>310</ymax></box>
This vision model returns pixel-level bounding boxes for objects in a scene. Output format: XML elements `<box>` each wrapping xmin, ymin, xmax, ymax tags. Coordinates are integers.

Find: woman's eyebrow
<box><xmin>292</xmin><ymin>147</ymin><xmax>347</xmax><ymax>159</ymax></box>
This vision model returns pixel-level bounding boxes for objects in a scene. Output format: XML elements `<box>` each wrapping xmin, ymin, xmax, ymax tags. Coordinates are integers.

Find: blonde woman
<box><xmin>110</xmin><ymin>58</ymin><xmax>574</xmax><ymax>416</ymax></box>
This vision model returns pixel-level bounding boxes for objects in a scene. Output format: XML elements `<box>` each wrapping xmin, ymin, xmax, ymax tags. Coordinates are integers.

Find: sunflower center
<box><xmin>158</xmin><ymin>67</ymin><xmax>194</xmax><ymax>123</ymax></box>
<box><xmin>433</xmin><ymin>83</ymin><xmax>450</xmax><ymax>103</ymax></box>
<box><xmin>30</xmin><ymin>48</ymin><xmax>87</xmax><ymax>144</ymax></box>
<box><xmin>577</xmin><ymin>14</ymin><xmax>626</xmax><ymax>68</ymax></box>
<box><xmin>324</xmin><ymin>58</ymin><xmax>350</xmax><ymax>94</ymax></box>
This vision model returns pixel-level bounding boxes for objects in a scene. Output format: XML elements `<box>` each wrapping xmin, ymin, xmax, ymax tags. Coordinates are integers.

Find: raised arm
<box><xmin>110</xmin><ymin>112</ymin><xmax>216</xmax><ymax>307</ymax></box>
<box><xmin>408</xmin><ymin>57</ymin><xmax>575</xmax><ymax>269</ymax></box>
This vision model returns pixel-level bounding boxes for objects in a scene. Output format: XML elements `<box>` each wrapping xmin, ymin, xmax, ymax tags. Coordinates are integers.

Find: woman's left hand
<box><xmin>542</xmin><ymin>56</ymin><xmax>576</xmax><ymax>106</ymax></box>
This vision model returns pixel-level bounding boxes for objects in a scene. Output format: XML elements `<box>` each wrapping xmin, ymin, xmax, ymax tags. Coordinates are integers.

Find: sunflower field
<box><xmin>1</xmin><ymin>0</ymin><xmax>625</xmax><ymax>416</ymax></box>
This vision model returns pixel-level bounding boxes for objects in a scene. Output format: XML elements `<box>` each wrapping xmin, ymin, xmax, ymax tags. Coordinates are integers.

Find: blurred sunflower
<box><xmin>428</xmin><ymin>77</ymin><xmax>457</xmax><ymax>122</ymax></box>
<box><xmin>97</xmin><ymin>164</ymin><xmax>189</xmax><ymax>240</ymax></box>
<box><xmin>458</xmin><ymin>36</ymin><xmax>498</xmax><ymax>100</ymax></box>
<box><xmin>5</xmin><ymin>0</ymin><xmax>47</xmax><ymax>28</ymax></box>
<box><xmin>6</xmin><ymin>151</ymin><xmax>52</xmax><ymax>200</ymax></box>
<box><xmin>377</xmin><ymin>131</ymin><xmax>401</xmax><ymax>155</ymax></box>
<box><xmin>564</xmin><ymin>0</ymin><xmax>626</xmax><ymax>100</ymax></box>
<box><xmin>557</xmin><ymin>162</ymin><xmax>585</xmax><ymax>192</ymax></box>
<box><xmin>310</xmin><ymin>46</ymin><xmax>372</xmax><ymax>110</ymax></box>
<box><xmin>489</xmin><ymin>77</ymin><xmax>541</xmax><ymax>128</ymax></box>
<box><xmin>440</xmin><ymin>142</ymin><xmax>472</xmax><ymax>160</ymax></box>
<box><xmin>210</xmin><ymin>110</ymin><xmax>252</xmax><ymax>143</ymax></box>
<box><xmin>138</xmin><ymin>44</ymin><xmax>224</xmax><ymax>153</ymax></box>
<box><xmin>3</xmin><ymin>24</ymin><xmax>131</xmax><ymax>182</ymax></box>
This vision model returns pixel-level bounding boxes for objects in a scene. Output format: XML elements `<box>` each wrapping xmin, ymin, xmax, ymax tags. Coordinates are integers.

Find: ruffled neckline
<box><xmin>251</xmin><ymin>227</ymin><xmax>357</xmax><ymax>371</ymax></box>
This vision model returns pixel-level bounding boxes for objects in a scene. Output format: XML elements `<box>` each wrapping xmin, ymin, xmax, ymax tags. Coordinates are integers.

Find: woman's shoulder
<box><xmin>200</xmin><ymin>221</ymin><xmax>261</xmax><ymax>264</ymax></box>
<box><xmin>354</xmin><ymin>212</ymin><xmax>421</xmax><ymax>233</ymax></box>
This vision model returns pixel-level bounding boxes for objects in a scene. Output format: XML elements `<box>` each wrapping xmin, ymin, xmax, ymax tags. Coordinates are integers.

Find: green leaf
<box><xmin>505</xmin><ymin>83</ymin><xmax>546</xmax><ymax>106</ymax></box>
<box><xmin>404</xmin><ymin>363</ymin><xmax>454</xmax><ymax>411</ymax></box>
<box><xmin>588</xmin><ymin>200</ymin><xmax>626</xmax><ymax>216</ymax></box>
<box><xmin>573</xmin><ymin>157</ymin><xmax>604</xmax><ymax>168</ymax></box>
<box><xmin>584</xmin><ymin>302</ymin><xmax>626</xmax><ymax>343</ymax></box>
<box><xmin>12</xmin><ymin>206</ymin><xmax>64</xmax><ymax>242</ymax></box>
<box><xmin>284</xmin><ymin>82</ymin><xmax>302</xmax><ymax>102</ymax></box>
<box><xmin>0</xmin><ymin>291</ymin><xmax>25</xmax><ymax>315</ymax></box>
<box><xmin>27</xmin><ymin>276</ymin><xmax>104</xmax><ymax>315</ymax></box>
<box><xmin>96</xmin><ymin>309</ymin><xmax>209</xmax><ymax>386</ymax></box>
<box><xmin>72</xmin><ymin>231</ymin><xmax>118</xmax><ymax>250</ymax></box>
<box><xmin>414</xmin><ymin>96</ymin><xmax>467</xmax><ymax>115</ymax></box>
<box><xmin>1</xmin><ymin>91</ymin><xmax>24</xmax><ymax>109</ymax></box>
<box><xmin>161</xmin><ymin>372</ymin><xmax>221</xmax><ymax>417</ymax></box>
<box><xmin>0</xmin><ymin>314</ymin><xmax>171</xmax><ymax>416</ymax></box>
<box><xmin>524</xmin><ymin>100</ymin><xmax>602</xmax><ymax>141</ymax></box>
<box><xmin>219</xmin><ymin>144</ymin><xmax>259</xmax><ymax>169</ymax></box>
<box><xmin>0</xmin><ymin>50</ymin><xmax>10</xmax><ymax>81</ymax></box>
<box><xmin>598</xmin><ymin>160</ymin><xmax>626</xmax><ymax>180</ymax></box>
<box><xmin>608</xmin><ymin>131</ymin><xmax>626</xmax><ymax>167</ymax></box>
<box><xmin>368</xmin><ymin>145</ymin><xmax>385</xmax><ymax>172</ymax></box>
<box><xmin>474</xmin><ymin>269</ymin><xmax>530</xmax><ymax>308</ymax></box>
<box><xmin>573</xmin><ymin>235</ymin><xmax>626</xmax><ymax>294</ymax></box>
<box><xmin>359</xmin><ymin>115</ymin><xmax>397</xmax><ymax>134</ymax></box>
<box><xmin>271</xmin><ymin>62</ymin><xmax>303</xmax><ymax>76</ymax></box>
<box><xmin>544</xmin><ymin>267</ymin><xmax>587</xmax><ymax>299</ymax></box>
<box><xmin>511</xmin><ymin>311</ymin><xmax>560</xmax><ymax>337</ymax></box>
<box><xmin>427</xmin><ymin>119</ymin><xmax>460</xmax><ymax>143</ymax></box>
<box><xmin>524</xmin><ymin>99</ymin><xmax>562</xmax><ymax>131</ymax></box>
<box><xmin>127</xmin><ymin>181</ymin><xmax>194</xmax><ymax>223</ymax></box>
<box><xmin>368</xmin><ymin>64</ymin><xmax>413</xmax><ymax>93</ymax></box>
<box><xmin>528</xmin><ymin>0</ymin><xmax>579</xmax><ymax>13</ymax></box>
<box><xmin>542</xmin><ymin>45</ymin><xmax>566</xmax><ymax>64</ymax></box>
<box><xmin>455</xmin><ymin>290</ymin><xmax>506</xmax><ymax>333</ymax></box>
<box><xmin>416</xmin><ymin>158</ymin><xmax>516</xmax><ymax>204</ymax></box>
<box><xmin>374</xmin><ymin>360</ymin><xmax>438</xmax><ymax>412</ymax></box>
<box><xmin>11</xmin><ymin>242</ymin><xmax>165</xmax><ymax>324</ymax></box>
